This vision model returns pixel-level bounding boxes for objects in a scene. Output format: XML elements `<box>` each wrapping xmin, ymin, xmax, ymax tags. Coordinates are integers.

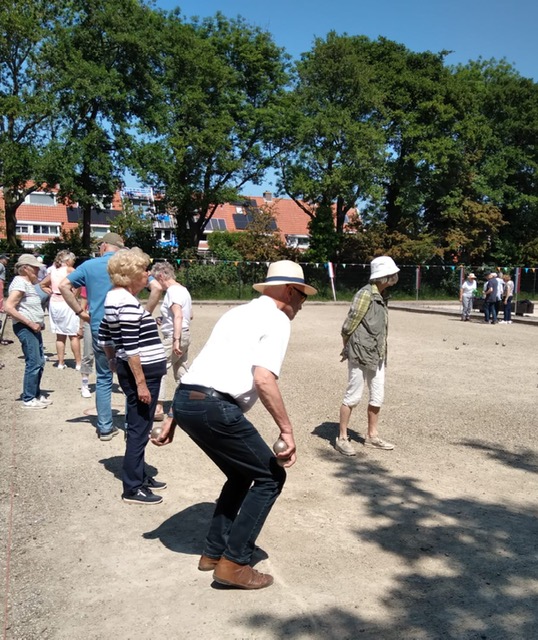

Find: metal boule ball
<box><xmin>273</xmin><ymin>438</ymin><xmax>287</xmax><ymax>454</ymax></box>
<box><xmin>151</xmin><ymin>425</ymin><xmax>163</xmax><ymax>440</ymax></box>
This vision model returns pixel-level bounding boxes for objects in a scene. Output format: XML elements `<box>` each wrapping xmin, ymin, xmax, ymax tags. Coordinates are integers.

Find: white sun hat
<box><xmin>253</xmin><ymin>260</ymin><xmax>317</xmax><ymax>296</ymax></box>
<box><xmin>370</xmin><ymin>256</ymin><xmax>400</xmax><ymax>280</ymax></box>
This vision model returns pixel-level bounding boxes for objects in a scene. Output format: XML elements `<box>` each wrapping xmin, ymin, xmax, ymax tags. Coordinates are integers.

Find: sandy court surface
<box><xmin>1</xmin><ymin>304</ymin><xmax>538</xmax><ymax>640</ymax></box>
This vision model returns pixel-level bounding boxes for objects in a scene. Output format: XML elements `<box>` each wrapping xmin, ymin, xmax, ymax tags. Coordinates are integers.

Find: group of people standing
<box><xmin>459</xmin><ymin>271</ymin><xmax>515</xmax><ymax>324</ymax></box>
<box><xmin>5</xmin><ymin>245</ymin><xmax>401</xmax><ymax>590</ymax></box>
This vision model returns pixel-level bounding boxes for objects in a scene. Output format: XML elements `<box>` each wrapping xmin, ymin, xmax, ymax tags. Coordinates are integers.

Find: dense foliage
<box><xmin>1</xmin><ymin>1</ymin><xmax>538</xmax><ymax>266</ymax></box>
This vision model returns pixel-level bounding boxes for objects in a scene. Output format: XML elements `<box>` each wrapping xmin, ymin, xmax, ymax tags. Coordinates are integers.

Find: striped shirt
<box><xmin>9</xmin><ymin>276</ymin><xmax>44</xmax><ymax>325</ymax></box>
<box><xmin>98</xmin><ymin>288</ymin><xmax>166</xmax><ymax>371</ymax></box>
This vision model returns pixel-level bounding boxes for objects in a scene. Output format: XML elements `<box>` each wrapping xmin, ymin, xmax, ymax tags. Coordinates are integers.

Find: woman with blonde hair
<box><xmin>40</xmin><ymin>250</ymin><xmax>81</xmax><ymax>369</ymax></box>
<box><xmin>98</xmin><ymin>248</ymin><xmax>167</xmax><ymax>505</ymax></box>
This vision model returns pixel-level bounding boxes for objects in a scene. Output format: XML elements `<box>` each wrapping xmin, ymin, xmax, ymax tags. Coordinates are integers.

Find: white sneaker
<box><xmin>75</xmin><ymin>364</ymin><xmax>81</xmax><ymax>371</ymax></box>
<box><xmin>81</xmin><ymin>386</ymin><xmax>91</xmax><ymax>398</ymax></box>
<box><xmin>335</xmin><ymin>437</ymin><xmax>356</xmax><ymax>456</ymax></box>
<box><xmin>38</xmin><ymin>396</ymin><xmax>53</xmax><ymax>405</ymax></box>
<box><xmin>23</xmin><ymin>398</ymin><xmax>48</xmax><ymax>410</ymax></box>
<box><xmin>57</xmin><ymin>363</ymin><xmax>66</xmax><ymax>370</ymax></box>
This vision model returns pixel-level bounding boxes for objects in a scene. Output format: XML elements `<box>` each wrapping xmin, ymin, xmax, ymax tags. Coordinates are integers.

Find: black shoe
<box><xmin>143</xmin><ymin>476</ymin><xmax>167</xmax><ymax>491</ymax></box>
<box><xmin>122</xmin><ymin>488</ymin><xmax>163</xmax><ymax>505</ymax></box>
<box><xmin>100</xmin><ymin>427</ymin><xmax>119</xmax><ymax>441</ymax></box>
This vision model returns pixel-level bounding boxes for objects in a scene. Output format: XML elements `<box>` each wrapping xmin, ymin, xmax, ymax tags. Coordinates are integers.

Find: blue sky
<box><xmin>148</xmin><ymin>0</ymin><xmax>537</xmax><ymax>194</ymax></box>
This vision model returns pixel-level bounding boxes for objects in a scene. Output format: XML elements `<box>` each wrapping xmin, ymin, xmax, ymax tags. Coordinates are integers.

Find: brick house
<box><xmin>1</xmin><ymin>185</ymin><xmax>352</xmax><ymax>252</ymax></box>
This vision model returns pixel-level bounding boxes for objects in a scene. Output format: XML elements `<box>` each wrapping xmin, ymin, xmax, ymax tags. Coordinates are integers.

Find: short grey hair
<box><xmin>151</xmin><ymin>261</ymin><xmax>176</xmax><ymax>280</ymax></box>
<box><xmin>370</xmin><ymin>274</ymin><xmax>397</xmax><ymax>286</ymax></box>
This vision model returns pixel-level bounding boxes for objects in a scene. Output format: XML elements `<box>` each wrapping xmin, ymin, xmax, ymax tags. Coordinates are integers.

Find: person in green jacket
<box><xmin>336</xmin><ymin>256</ymin><xmax>400</xmax><ymax>456</ymax></box>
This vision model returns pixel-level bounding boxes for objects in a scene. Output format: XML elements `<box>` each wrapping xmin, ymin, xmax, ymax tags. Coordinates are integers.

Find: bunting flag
<box><xmin>459</xmin><ymin>266</ymin><xmax>465</xmax><ymax>287</ymax></box>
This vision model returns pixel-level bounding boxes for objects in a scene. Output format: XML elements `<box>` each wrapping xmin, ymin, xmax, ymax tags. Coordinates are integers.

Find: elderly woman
<box><xmin>459</xmin><ymin>272</ymin><xmax>477</xmax><ymax>322</ymax></box>
<box><xmin>39</xmin><ymin>250</ymin><xmax>81</xmax><ymax>369</ymax></box>
<box><xmin>5</xmin><ymin>254</ymin><xmax>52</xmax><ymax>409</ymax></box>
<box><xmin>98</xmin><ymin>248</ymin><xmax>167</xmax><ymax>505</ymax></box>
<box><xmin>150</xmin><ymin>260</ymin><xmax>193</xmax><ymax>421</ymax></box>
<box><xmin>336</xmin><ymin>256</ymin><xmax>400</xmax><ymax>456</ymax></box>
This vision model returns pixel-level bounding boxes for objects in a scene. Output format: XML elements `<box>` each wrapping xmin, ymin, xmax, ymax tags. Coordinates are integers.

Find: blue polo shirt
<box><xmin>68</xmin><ymin>252</ymin><xmax>115</xmax><ymax>334</ymax></box>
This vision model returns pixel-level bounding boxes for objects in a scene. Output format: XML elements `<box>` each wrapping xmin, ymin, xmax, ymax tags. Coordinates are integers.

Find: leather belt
<box><xmin>180</xmin><ymin>383</ymin><xmax>238</xmax><ymax>407</ymax></box>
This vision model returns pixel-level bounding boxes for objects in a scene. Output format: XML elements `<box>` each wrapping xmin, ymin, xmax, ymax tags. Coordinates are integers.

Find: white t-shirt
<box><xmin>181</xmin><ymin>295</ymin><xmax>291</xmax><ymax>411</ymax></box>
<box><xmin>160</xmin><ymin>283</ymin><xmax>192</xmax><ymax>335</ymax></box>
<box><xmin>8</xmin><ymin>276</ymin><xmax>44</xmax><ymax>325</ymax></box>
<box><xmin>461</xmin><ymin>280</ymin><xmax>477</xmax><ymax>297</ymax></box>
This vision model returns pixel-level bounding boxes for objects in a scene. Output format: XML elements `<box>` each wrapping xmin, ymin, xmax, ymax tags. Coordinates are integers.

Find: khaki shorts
<box><xmin>342</xmin><ymin>360</ymin><xmax>385</xmax><ymax>408</ymax></box>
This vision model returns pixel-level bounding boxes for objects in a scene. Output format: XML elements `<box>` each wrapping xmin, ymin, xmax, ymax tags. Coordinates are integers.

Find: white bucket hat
<box><xmin>370</xmin><ymin>256</ymin><xmax>400</xmax><ymax>280</ymax></box>
<box><xmin>253</xmin><ymin>260</ymin><xmax>317</xmax><ymax>296</ymax></box>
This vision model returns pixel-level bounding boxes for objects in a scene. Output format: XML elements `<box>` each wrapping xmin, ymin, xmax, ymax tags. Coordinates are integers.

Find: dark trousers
<box><xmin>116</xmin><ymin>359</ymin><xmax>162</xmax><ymax>496</ymax></box>
<box><xmin>172</xmin><ymin>388</ymin><xmax>286</xmax><ymax>565</ymax></box>
<box><xmin>504</xmin><ymin>296</ymin><xmax>513</xmax><ymax>322</ymax></box>
<box><xmin>484</xmin><ymin>301</ymin><xmax>497</xmax><ymax>323</ymax></box>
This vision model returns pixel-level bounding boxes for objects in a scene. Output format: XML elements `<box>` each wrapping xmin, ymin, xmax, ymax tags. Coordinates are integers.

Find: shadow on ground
<box><xmin>251</xmin><ymin>423</ymin><xmax>538</xmax><ymax>639</ymax></box>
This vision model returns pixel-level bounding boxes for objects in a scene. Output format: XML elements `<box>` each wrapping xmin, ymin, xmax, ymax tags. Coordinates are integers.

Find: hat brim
<box><xmin>15</xmin><ymin>260</ymin><xmax>41</xmax><ymax>269</ymax></box>
<box><xmin>253</xmin><ymin>280</ymin><xmax>317</xmax><ymax>296</ymax></box>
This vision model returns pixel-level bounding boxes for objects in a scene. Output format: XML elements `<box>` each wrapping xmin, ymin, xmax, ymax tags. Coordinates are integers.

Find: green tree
<box><xmin>48</xmin><ymin>0</ymin><xmax>162</xmax><ymax>248</ymax></box>
<box><xmin>0</xmin><ymin>0</ymin><xmax>67</xmax><ymax>248</ymax></box>
<box><xmin>132</xmin><ymin>11</ymin><xmax>290</xmax><ymax>250</ymax></box>
<box><xmin>277</xmin><ymin>33</ymin><xmax>387</xmax><ymax>260</ymax></box>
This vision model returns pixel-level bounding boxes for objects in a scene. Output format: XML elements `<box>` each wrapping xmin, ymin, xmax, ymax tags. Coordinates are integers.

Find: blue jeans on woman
<box><xmin>116</xmin><ymin>359</ymin><xmax>164</xmax><ymax>497</ymax></box>
<box><xmin>13</xmin><ymin>323</ymin><xmax>45</xmax><ymax>402</ymax></box>
<box><xmin>504</xmin><ymin>296</ymin><xmax>513</xmax><ymax>322</ymax></box>
<box><xmin>172</xmin><ymin>387</ymin><xmax>286</xmax><ymax>565</ymax></box>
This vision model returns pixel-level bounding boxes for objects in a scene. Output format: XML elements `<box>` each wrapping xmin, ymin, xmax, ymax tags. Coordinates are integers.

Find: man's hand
<box><xmin>150</xmin><ymin>416</ymin><xmax>176</xmax><ymax>446</ymax></box>
<box><xmin>275</xmin><ymin>431</ymin><xmax>296</xmax><ymax>468</ymax></box>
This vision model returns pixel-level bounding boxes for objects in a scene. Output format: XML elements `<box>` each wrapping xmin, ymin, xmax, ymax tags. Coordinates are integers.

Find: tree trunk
<box><xmin>82</xmin><ymin>202</ymin><xmax>92</xmax><ymax>249</ymax></box>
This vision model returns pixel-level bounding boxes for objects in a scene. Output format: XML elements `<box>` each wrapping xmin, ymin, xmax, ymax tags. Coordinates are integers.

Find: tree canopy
<box><xmin>1</xmin><ymin>2</ymin><xmax>538</xmax><ymax>266</ymax></box>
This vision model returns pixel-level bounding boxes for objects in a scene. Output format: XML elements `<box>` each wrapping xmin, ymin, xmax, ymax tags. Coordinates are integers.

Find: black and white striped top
<box><xmin>98</xmin><ymin>288</ymin><xmax>166</xmax><ymax>373</ymax></box>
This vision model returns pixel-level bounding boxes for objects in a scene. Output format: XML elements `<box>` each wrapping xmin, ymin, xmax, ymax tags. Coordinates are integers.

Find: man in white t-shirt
<box><xmin>152</xmin><ymin>261</ymin><xmax>316</xmax><ymax>590</ymax></box>
<box><xmin>150</xmin><ymin>261</ymin><xmax>192</xmax><ymax>420</ymax></box>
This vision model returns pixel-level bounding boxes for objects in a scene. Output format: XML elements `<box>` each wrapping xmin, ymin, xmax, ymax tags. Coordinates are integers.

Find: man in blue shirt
<box><xmin>59</xmin><ymin>233</ymin><xmax>124</xmax><ymax>440</ymax></box>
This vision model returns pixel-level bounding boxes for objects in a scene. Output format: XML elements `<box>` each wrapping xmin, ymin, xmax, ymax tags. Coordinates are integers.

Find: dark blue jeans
<box><xmin>504</xmin><ymin>296</ymin><xmax>513</xmax><ymax>322</ymax></box>
<box><xmin>13</xmin><ymin>323</ymin><xmax>45</xmax><ymax>402</ymax></box>
<box><xmin>116</xmin><ymin>359</ymin><xmax>163</xmax><ymax>496</ymax></box>
<box><xmin>172</xmin><ymin>388</ymin><xmax>286</xmax><ymax>565</ymax></box>
<box><xmin>484</xmin><ymin>301</ymin><xmax>497</xmax><ymax>323</ymax></box>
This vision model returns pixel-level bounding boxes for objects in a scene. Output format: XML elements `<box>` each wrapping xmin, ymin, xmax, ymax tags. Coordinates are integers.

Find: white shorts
<box><xmin>342</xmin><ymin>360</ymin><xmax>385</xmax><ymax>408</ymax></box>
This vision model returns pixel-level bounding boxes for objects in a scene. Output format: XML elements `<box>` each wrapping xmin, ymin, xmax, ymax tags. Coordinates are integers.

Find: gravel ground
<box><xmin>1</xmin><ymin>303</ymin><xmax>538</xmax><ymax>640</ymax></box>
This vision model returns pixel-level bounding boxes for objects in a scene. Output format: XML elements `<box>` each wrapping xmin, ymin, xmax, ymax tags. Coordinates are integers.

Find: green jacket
<box><xmin>346</xmin><ymin>284</ymin><xmax>388</xmax><ymax>371</ymax></box>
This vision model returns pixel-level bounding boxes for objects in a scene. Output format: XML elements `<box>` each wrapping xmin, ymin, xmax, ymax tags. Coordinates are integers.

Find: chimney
<box><xmin>263</xmin><ymin>191</ymin><xmax>272</xmax><ymax>202</ymax></box>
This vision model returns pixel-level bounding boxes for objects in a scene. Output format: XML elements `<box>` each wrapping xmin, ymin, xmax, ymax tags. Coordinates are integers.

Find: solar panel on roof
<box><xmin>233</xmin><ymin>214</ymin><xmax>248</xmax><ymax>230</ymax></box>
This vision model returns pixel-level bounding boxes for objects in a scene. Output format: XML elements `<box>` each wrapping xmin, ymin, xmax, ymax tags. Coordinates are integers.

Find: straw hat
<box><xmin>253</xmin><ymin>260</ymin><xmax>317</xmax><ymax>296</ymax></box>
<box><xmin>14</xmin><ymin>254</ymin><xmax>42</xmax><ymax>269</ymax></box>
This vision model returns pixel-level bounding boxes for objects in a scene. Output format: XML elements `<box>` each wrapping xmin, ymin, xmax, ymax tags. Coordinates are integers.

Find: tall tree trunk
<box><xmin>82</xmin><ymin>202</ymin><xmax>92</xmax><ymax>249</ymax></box>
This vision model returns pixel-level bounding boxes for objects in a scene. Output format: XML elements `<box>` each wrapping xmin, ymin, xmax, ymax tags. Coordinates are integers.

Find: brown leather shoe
<box><xmin>198</xmin><ymin>555</ymin><xmax>220</xmax><ymax>571</ymax></box>
<box><xmin>213</xmin><ymin>557</ymin><xmax>273</xmax><ymax>589</ymax></box>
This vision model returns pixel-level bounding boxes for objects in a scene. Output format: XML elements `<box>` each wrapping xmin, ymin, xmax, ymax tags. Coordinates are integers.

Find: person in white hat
<box><xmin>459</xmin><ymin>272</ymin><xmax>477</xmax><ymax>321</ymax></box>
<box><xmin>152</xmin><ymin>260</ymin><xmax>316</xmax><ymax>589</ymax></box>
<box><xmin>336</xmin><ymin>256</ymin><xmax>399</xmax><ymax>456</ymax></box>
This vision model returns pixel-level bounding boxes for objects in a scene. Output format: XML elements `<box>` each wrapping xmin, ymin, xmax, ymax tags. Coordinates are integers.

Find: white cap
<box><xmin>370</xmin><ymin>256</ymin><xmax>400</xmax><ymax>280</ymax></box>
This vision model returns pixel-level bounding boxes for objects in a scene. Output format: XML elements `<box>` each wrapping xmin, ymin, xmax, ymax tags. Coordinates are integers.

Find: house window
<box><xmin>26</xmin><ymin>192</ymin><xmax>56</xmax><ymax>206</ymax></box>
<box><xmin>16</xmin><ymin>225</ymin><xmax>29</xmax><ymax>234</ymax></box>
<box><xmin>33</xmin><ymin>225</ymin><xmax>60</xmax><ymax>235</ymax></box>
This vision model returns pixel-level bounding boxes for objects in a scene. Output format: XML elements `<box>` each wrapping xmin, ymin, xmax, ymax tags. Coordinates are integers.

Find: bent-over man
<box><xmin>153</xmin><ymin>260</ymin><xmax>316</xmax><ymax>590</ymax></box>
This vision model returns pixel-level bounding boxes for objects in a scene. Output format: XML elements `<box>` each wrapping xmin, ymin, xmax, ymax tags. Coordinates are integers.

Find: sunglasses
<box><xmin>291</xmin><ymin>286</ymin><xmax>308</xmax><ymax>302</ymax></box>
